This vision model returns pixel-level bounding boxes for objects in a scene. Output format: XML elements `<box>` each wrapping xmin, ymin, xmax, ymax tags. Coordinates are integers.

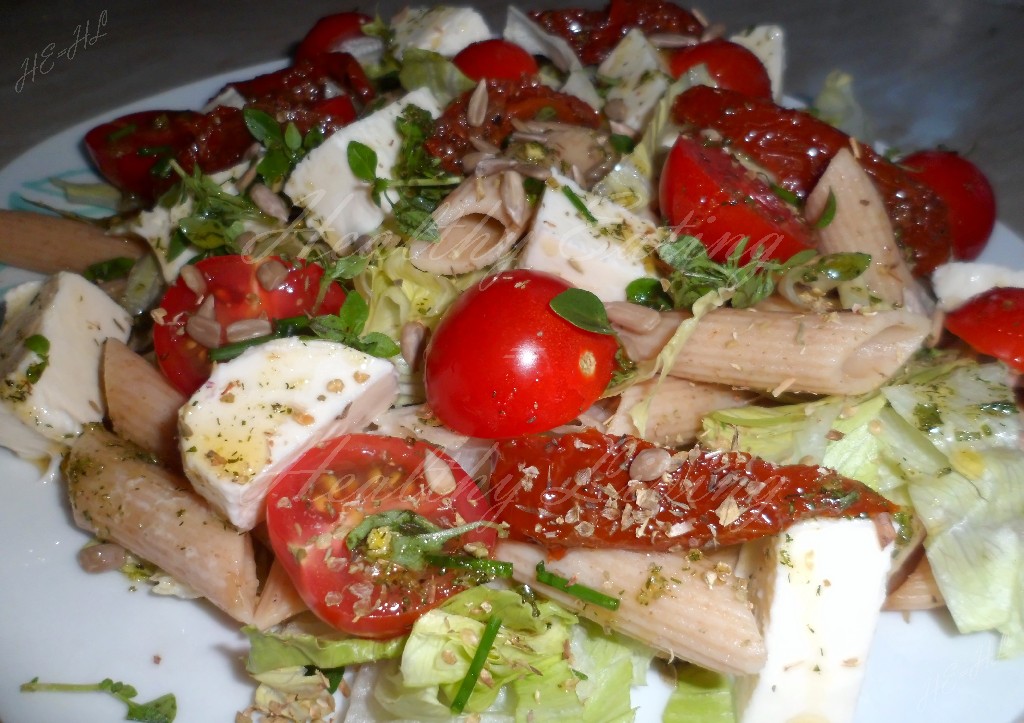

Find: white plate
<box><xmin>1</xmin><ymin>63</ymin><xmax>1023</xmax><ymax>723</ymax></box>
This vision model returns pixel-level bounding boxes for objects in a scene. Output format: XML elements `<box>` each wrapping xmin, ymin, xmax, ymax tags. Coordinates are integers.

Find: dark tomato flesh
<box><xmin>423</xmin><ymin>270</ymin><xmax>620</xmax><ymax>438</ymax></box>
<box><xmin>152</xmin><ymin>255</ymin><xmax>346</xmax><ymax>396</ymax></box>
<box><xmin>265</xmin><ymin>434</ymin><xmax>497</xmax><ymax>638</ymax></box>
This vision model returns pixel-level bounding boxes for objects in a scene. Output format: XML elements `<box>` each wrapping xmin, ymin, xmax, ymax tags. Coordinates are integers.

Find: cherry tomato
<box><xmin>491</xmin><ymin>429</ymin><xmax>898</xmax><ymax>551</ymax></box>
<box><xmin>265</xmin><ymin>434</ymin><xmax>498</xmax><ymax>638</ymax></box>
<box><xmin>152</xmin><ymin>255</ymin><xmax>346</xmax><ymax>396</ymax></box>
<box><xmin>423</xmin><ymin>270</ymin><xmax>620</xmax><ymax>438</ymax></box>
<box><xmin>453</xmin><ymin>39</ymin><xmax>539</xmax><ymax>81</ymax></box>
<box><xmin>659</xmin><ymin>134</ymin><xmax>815</xmax><ymax>262</ymax></box>
<box><xmin>667</xmin><ymin>39</ymin><xmax>772</xmax><ymax>100</ymax></box>
<box><xmin>944</xmin><ymin>288</ymin><xmax>1024</xmax><ymax>371</ymax></box>
<box><xmin>294</xmin><ymin>12</ymin><xmax>371</xmax><ymax>63</ymax></box>
<box><xmin>672</xmin><ymin>85</ymin><xmax>952</xmax><ymax>275</ymax></box>
<box><xmin>900</xmin><ymin>150</ymin><xmax>997</xmax><ymax>261</ymax></box>
<box><xmin>530</xmin><ymin>0</ymin><xmax>704</xmax><ymax>65</ymax></box>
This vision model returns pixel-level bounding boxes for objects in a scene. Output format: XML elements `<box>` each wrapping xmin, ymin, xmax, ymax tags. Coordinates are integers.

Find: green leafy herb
<box><xmin>535</xmin><ymin>561</ymin><xmax>621</xmax><ymax>610</ymax></box>
<box><xmin>625</xmin><ymin>277</ymin><xmax>672</xmax><ymax>311</ymax></box>
<box><xmin>449</xmin><ymin>616</ymin><xmax>503</xmax><ymax>714</ymax></box>
<box><xmin>244</xmin><ymin>108</ymin><xmax>323</xmax><ymax>186</ymax></box>
<box><xmin>303</xmin><ymin>665</ymin><xmax>346</xmax><ymax>694</ymax></box>
<box><xmin>609</xmin><ymin>133</ymin><xmax>636</xmax><ymax>154</ymax></box>
<box><xmin>550</xmin><ymin>288</ymin><xmax>616</xmax><ymax>335</ymax></box>
<box><xmin>84</xmin><ymin>256</ymin><xmax>135</xmax><ymax>283</ymax></box>
<box><xmin>651</xmin><ymin>234</ymin><xmax>815</xmax><ymax>310</ymax></box>
<box><xmin>561</xmin><ymin>185</ymin><xmax>598</xmax><ymax>224</ymax></box>
<box><xmin>346</xmin><ymin>509</ymin><xmax>503</xmax><ymax>572</ymax></box>
<box><xmin>814</xmin><ymin>189</ymin><xmax>838</xmax><ymax>229</ymax></box>
<box><xmin>21</xmin><ymin>677</ymin><xmax>176</xmax><ymax>723</ymax></box>
<box><xmin>315</xmin><ymin>254</ymin><xmax>370</xmax><ymax>308</ymax></box>
<box><xmin>23</xmin><ymin>334</ymin><xmax>50</xmax><ymax>384</ymax></box>
<box><xmin>169</xmin><ymin>163</ymin><xmax>269</xmax><ymax>253</ymax></box>
<box><xmin>347</xmin><ymin>140</ymin><xmax>379</xmax><ymax>184</ymax></box>
<box><xmin>425</xmin><ymin>554</ymin><xmax>514</xmax><ymax>578</ymax></box>
<box><xmin>310</xmin><ymin>292</ymin><xmax>401</xmax><ymax>357</ymax></box>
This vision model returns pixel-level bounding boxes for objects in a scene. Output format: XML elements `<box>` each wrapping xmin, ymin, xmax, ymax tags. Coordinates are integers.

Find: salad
<box><xmin>0</xmin><ymin>2</ymin><xmax>1021</xmax><ymax>722</ymax></box>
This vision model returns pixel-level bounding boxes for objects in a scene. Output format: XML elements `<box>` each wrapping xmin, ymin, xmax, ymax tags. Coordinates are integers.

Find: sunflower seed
<box><xmin>179</xmin><ymin>264</ymin><xmax>207</xmax><ymax>297</ymax></box>
<box><xmin>467</xmin><ymin>80</ymin><xmax>489</xmax><ymax>127</ymax></box>
<box><xmin>256</xmin><ymin>258</ymin><xmax>290</xmax><ymax>291</ymax></box>
<box><xmin>250</xmin><ymin>183</ymin><xmax>290</xmax><ymax>222</ymax></box>
<box><xmin>501</xmin><ymin>170</ymin><xmax>528</xmax><ymax>226</ymax></box>
<box><xmin>225</xmin><ymin>317</ymin><xmax>273</xmax><ymax>343</ymax></box>
<box><xmin>186</xmin><ymin>314</ymin><xmax>222</xmax><ymax>349</ymax></box>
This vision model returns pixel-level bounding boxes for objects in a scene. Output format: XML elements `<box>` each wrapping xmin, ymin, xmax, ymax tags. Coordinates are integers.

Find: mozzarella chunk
<box><xmin>517</xmin><ymin>171</ymin><xmax>654</xmax><ymax>302</ymax></box>
<box><xmin>0</xmin><ymin>272</ymin><xmax>132</xmax><ymax>460</ymax></box>
<box><xmin>284</xmin><ymin>87</ymin><xmax>441</xmax><ymax>253</ymax></box>
<box><xmin>597</xmin><ymin>28</ymin><xmax>670</xmax><ymax>132</ymax></box>
<box><xmin>730</xmin><ymin>25</ymin><xmax>787</xmax><ymax>102</ymax></box>
<box><xmin>179</xmin><ymin>337</ymin><xmax>398</xmax><ymax>531</ymax></box>
<box><xmin>391</xmin><ymin>6</ymin><xmax>492</xmax><ymax>59</ymax></box>
<box><xmin>734</xmin><ymin>518</ymin><xmax>894</xmax><ymax>723</ymax></box>
<box><xmin>931</xmin><ymin>261</ymin><xmax>1024</xmax><ymax>311</ymax></box>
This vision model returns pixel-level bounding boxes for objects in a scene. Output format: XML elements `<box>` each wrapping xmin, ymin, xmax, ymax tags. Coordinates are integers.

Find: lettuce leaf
<box><xmin>661</xmin><ymin>665</ymin><xmax>734</xmax><ymax>723</ymax></box>
<box><xmin>399</xmin><ymin>48</ymin><xmax>476</xmax><ymax>105</ymax></box>
<box><xmin>244</xmin><ymin>624</ymin><xmax>403</xmax><ymax>675</ymax></box>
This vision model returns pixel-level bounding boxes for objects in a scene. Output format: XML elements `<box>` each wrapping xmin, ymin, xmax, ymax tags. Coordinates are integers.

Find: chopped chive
<box><xmin>561</xmin><ymin>185</ymin><xmax>598</xmax><ymax>224</ymax></box>
<box><xmin>107</xmin><ymin>124</ymin><xmax>137</xmax><ymax>142</ymax></box>
<box><xmin>770</xmin><ymin>183</ymin><xmax>801</xmax><ymax>206</ymax></box>
<box><xmin>426</xmin><ymin>554</ymin><xmax>513</xmax><ymax>578</ymax></box>
<box><xmin>814</xmin><ymin>189</ymin><xmax>837</xmax><ymax>229</ymax></box>
<box><xmin>535</xmin><ymin>561</ymin><xmax>620</xmax><ymax>611</ymax></box>
<box><xmin>450</xmin><ymin>616</ymin><xmax>502</xmax><ymax>714</ymax></box>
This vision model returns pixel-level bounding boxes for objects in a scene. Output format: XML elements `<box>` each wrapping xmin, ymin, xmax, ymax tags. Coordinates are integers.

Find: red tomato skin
<box><xmin>423</xmin><ymin>270</ymin><xmax>620</xmax><ymax>439</ymax></box>
<box><xmin>294</xmin><ymin>12</ymin><xmax>371</xmax><ymax>63</ymax></box>
<box><xmin>659</xmin><ymin>134</ymin><xmax>815</xmax><ymax>262</ymax></box>
<box><xmin>453</xmin><ymin>39</ymin><xmax>539</xmax><ymax>81</ymax></box>
<box><xmin>152</xmin><ymin>255</ymin><xmax>346</xmax><ymax>396</ymax></box>
<box><xmin>265</xmin><ymin>434</ymin><xmax>497</xmax><ymax>638</ymax></box>
<box><xmin>900</xmin><ymin>150</ymin><xmax>997</xmax><ymax>261</ymax></box>
<box><xmin>945</xmin><ymin>288</ymin><xmax>1024</xmax><ymax>371</ymax></box>
<box><xmin>667</xmin><ymin>39</ymin><xmax>772</xmax><ymax>100</ymax></box>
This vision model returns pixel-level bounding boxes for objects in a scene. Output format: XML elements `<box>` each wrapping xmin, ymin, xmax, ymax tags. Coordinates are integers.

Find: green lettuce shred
<box><xmin>398</xmin><ymin>48</ymin><xmax>476</xmax><ymax>105</ymax></box>
<box><xmin>244</xmin><ymin>624</ymin><xmax>404</xmax><ymax>675</ymax></box>
<box><xmin>661</xmin><ymin>665</ymin><xmax>734</xmax><ymax>723</ymax></box>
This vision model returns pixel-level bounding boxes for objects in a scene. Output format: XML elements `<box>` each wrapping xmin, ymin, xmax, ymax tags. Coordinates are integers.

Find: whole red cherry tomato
<box><xmin>266</xmin><ymin>434</ymin><xmax>498</xmax><ymax>638</ymax></box>
<box><xmin>901</xmin><ymin>150</ymin><xmax>996</xmax><ymax>261</ymax></box>
<box><xmin>453</xmin><ymin>39</ymin><xmax>539</xmax><ymax>81</ymax></box>
<box><xmin>659</xmin><ymin>134</ymin><xmax>815</xmax><ymax>262</ymax></box>
<box><xmin>423</xmin><ymin>270</ymin><xmax>620</xmax><ymax>438</ymax></box>
<box><xmin>152</xmin><ymin>255</ymin><xmax>346</xmax><ymax>395</ymax></box>
<box><xmin>667</xmin><ymin>39</ymin><xmax>772</xmax><ymax>100</ymax></box>
<box><xmin>294</xmin><ymin>12</ymin><xmax>372</xmax><ymax>62</ymax></box>
<box><xmin>944</xmin><ymin>288</ymin><xmax>1024</xmax><ymax>371</ymax></box>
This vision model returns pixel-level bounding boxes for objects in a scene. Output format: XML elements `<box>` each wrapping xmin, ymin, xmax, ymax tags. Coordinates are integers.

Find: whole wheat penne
<box><xmin>884</xmin><ymin>556</ymin><xmax>944</xmax><ymax>611</ymax></box>
<box><xmin>65</xmin><ymin>425</ymin><xmax>259</xmax><ymax>624</ymax></box>
<box><xmin>805</xmin><ymin>149</ymin><xmax>934</xmax><ymax>316</ymax></box>
<box><xmin>616</xmin><ymin>307</ymin><xmax>931</xmax><ymax>396</ymax></box>
<box><xmin>102</xmin><ymin>339</ymin><xmax>186</xmax><ymax>466</ymax></box>
<box><xmin>252</xmin><ymin>559</ymin><xmax>309</xmax><ymax>630</ymax></box>
<box><xmin>0</xmin><ymin>209</ymin><xmax>146</xmax><ymax>275</ymax></box>
<box><xmin>605</xmin><ymin>376</ymin><xmax>756</xmax><ymax>447</ymax></box>
<box><xmin>496</xmin><ymin>540</ymin><xmax>766</xmax><ymax>675</ymax></box>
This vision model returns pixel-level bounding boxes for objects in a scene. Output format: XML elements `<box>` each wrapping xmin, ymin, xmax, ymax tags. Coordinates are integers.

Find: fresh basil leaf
<box><xmin>550</xmin><ymin>288</ymin><xmax>615</xmax><ymax>335</ymax></box>
<box><xmin>283</xmin><ymin>122</ymin><xmax>302</xmax><ymax>152</ymax></box>
<box><xmin>243</xmin><ymin>108</ymin><xmax>284</xmax><ymax>146</ymax></box>
<box><xmin>347</xmin><ymin>141</ymin><xmax>379</xmax><ymax>183</ymax></box>
<box><xmin>84</xmin><ymin>257</ymin><xmax>135</xmax><ymax>283</ymax></box>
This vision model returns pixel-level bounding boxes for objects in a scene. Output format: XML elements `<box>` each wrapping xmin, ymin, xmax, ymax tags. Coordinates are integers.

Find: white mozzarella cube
<box><xmin>517</xmin><ymin>171</ymin><xmax>654</xmax><ymax>302</ymax></box>
<box><xmin>597</xmin><ymin>28</ymin><xmax>670</xmax><ymax>132</ymax></box>
<box><xmin>931</xmin><ymin>261</ymin><xmax>1024</xmax><ymax>311</ymax></box>
<box><xmin>0</xmin><ymin>272</ymin><xmax>132</xmax><ymax>460</ymax></box>
<box><xmin>391</xmin><ymin>6</ymin><xmax>492</xmax><ymax>59</ymax></box>
<box><xmin>734</xmin><ymin>518</ymin><xmax>894</xmax><ymax>723</ymax></box>
<box><xmin>730</xmin><ymin>25</ymin><xmax>787</xmax><ymax>103</ymax></box>
<box><xmin>284</xmin><ymin>87</ymin><xmax>441</xmax><ymax>252</ymax></box>
<box><xmin>179</xmin><ymin>337</ymin><xmax>398</xmax><ymax>531</ymax></box>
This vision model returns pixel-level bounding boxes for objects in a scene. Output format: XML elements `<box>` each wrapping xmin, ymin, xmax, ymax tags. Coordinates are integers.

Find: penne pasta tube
<box><xmin>495</xmin><ymin>541</ymin><xmax>766</xmax><ymax>675</ymax></box>
<box><xmin>883</xmin><ymin>556</ymin><xmax>944</xmax><ymax>611</ymax></box>
<box><xmin>252</xmin><ymin>559</ymin><xmax>308</xmax><ymax>630</ymax></box>
<box><xmin>616</xmin><ymin>307</ymin><xmax>931</xmax><ymax>396</ymax></box>
<box><xmin>65</xmin><ymin>425</ymin><xmax>259</xmax><ymax>624</ymax></box>
<box><xmin>805</xmin><ymin>148</ymin><xmax>934</xmax><ymax>316</ymax></box>
<box><xmin>0</xmin><ymin>209</ymin><xmax>146</xmax><ymax>275</ymax></box>
<box><xmin>408</xmin><ymin>172</ymin><xmax>529</xmax><ymax>275</ymax></box>
<box><xmin>102</xmin><ymin>339</ymin><xmax>186</xmax><ymax>466</ymax></box>
<box><xmin>605</xmin><ymin>376</ymin><xmax>756</xmax><ymax>447</ymax></box>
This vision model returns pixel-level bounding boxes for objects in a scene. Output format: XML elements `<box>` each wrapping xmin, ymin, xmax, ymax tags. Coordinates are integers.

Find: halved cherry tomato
<box><xmin>659</xmin><ymin>134</ymin><xmax>815</xmax><ymax>262</ymax></box>
<box><xmin>667</xmin><ymin>39</ymin><xmax>772</xmax><ymax>100</ymax></box>
<box><xmin>453</xmin><ymin>39</ymin><xmax>539</xmax><ymax>81</ymax></box>
<box><xmin>530</xmin><ymin>0</ymin><xmax>704</xmax><ymax>65</ymax></box>
<box><xmin>900</xmin><ymin>150</ymin><xmax>997</xmax><ymax>261</ymax></box>
<box><xmin>152</xmin><ymin>255</ymin><xmax>346</xmax><ymax>396</ymax></box>
<box><xmin>491</xmin><ymin>429</ymin><xmax>898</xmax><ymax>551</ymax></box>
<box><xmin>265</xmin><ymin>434</ymin><xmax>498</xmax><ymax>638</ymax></box>
<box><xmin>423</xmin><ymin>270</ymin><xmax>620</xmax><ymax>438</ymax></box>
<box><xmin>944</xmin><ymin>288</ymin><xmax>1024</xmax><ymax>371</ymax></box>
<box><xmin>426</xmin><ymin>78</ymin><xmax>600</xmax><ymax>173</ymax></box>
<box><xmin>294</xmin><ymin>12</ymin><xmax>371</xmax><ymax>63</ymax></box>
<box><xmin>672</xmin><ymin>85</ymin><xmax>952</xmax><ymax>275</ymax></box>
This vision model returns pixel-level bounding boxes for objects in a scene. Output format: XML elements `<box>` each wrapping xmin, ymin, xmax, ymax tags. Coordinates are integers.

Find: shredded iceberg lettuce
<box><xmin>701</xmin><ymin>355</ymin><xmax>1024</xmax><ymax>656</ymax></box>
<box><xmin>661</xmin><ymin>665</ymin><xmax>734</xmax><ymax>723</ymax></box>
